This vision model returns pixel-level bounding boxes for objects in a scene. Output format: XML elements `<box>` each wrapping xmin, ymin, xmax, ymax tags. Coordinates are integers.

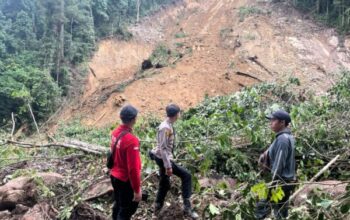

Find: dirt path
<box><xmin>57</xmin><ymin>0</ymin><xmax>350</xmax><ymax>128</ymax></box>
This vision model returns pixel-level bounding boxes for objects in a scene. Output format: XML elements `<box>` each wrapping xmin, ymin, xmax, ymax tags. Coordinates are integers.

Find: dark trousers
<box><xmin>154</xmin><ymin>157</ymin><xmax>192</xmax><ymax>206</ymax></box>
<box><xmin>272</xmin><ymin>184</ymin><xmax>294</xmax><ymax>219</ymax></box>
<box><xmin>110</xmin><ymin>176</ymin><xmax>139</xmax><ymax>220</ymax></box>
<box><xmin>255</xmin><ymin>184</ymin><xmax>295</xmax><ymax>220</ymax></box>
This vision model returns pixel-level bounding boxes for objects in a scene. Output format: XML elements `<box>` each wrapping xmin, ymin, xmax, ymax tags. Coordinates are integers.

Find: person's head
<box><xmin>166</xmin><ymin>104</ymin><xmax>181</xmax><ymax>123</ymax></box>
<box><xmin>266</xmin><ymin>110</ymin><xmax>291</xmax><ymax>133</ymax></box>
<box><xmin>120</xmin><ymin>105</ymin><xmax>138</xmax><ymax>127</ymax></box>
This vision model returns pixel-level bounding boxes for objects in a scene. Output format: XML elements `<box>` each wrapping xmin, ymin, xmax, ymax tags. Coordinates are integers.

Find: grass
<box><xmin>238</xmin><ymin>6</ymin><xmax>262</xmax><ymax>22</ymax></box>
<box><xmin>174</xmin><ymin>31</ymin><xmax>187</xmax><ymax>38</ymax></box>
<box><xmin>243</xmin><ymin>33</ymin><xmax>256</xmax><ymax>40</ymax></box>
<box><xmin>220</xmin><ymin>28</ymin><xmax>233</xmax><ymax>39</ymax></box>
<box><xmin>175</xmin><ymin>42</ymin><xmax>185</xmax><ymax>48</ymax></box>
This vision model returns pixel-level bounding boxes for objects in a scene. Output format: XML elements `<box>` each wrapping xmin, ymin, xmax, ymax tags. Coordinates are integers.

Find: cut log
<box><xmin>82</xmin><ymin>178</ymin><xmax>113</xmax><ymax>201</ymax></box>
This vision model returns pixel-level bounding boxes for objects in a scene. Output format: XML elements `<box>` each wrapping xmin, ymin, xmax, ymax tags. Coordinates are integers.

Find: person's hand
<box><xmin>133</xmin><ymin>190</ymin><xmax>142</xmax><ymax>202</ymax></box>
<box><xmin>258</xmin><ymin>154</ymin><xmax>265</xmax><ymax>165</ymax></box>
<box><xmin>166</xmin><ymin>168</ymin><xmax>173</xmax><ymax>176</ymax></box>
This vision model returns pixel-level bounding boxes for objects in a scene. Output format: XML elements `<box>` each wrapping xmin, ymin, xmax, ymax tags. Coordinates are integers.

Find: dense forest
<box><xmin>292</xmin><ymin>0</ymin><xmax>350</xmax><ymax>33</ymax></box>
<box><xmin>0</xmin><ymin>0</ymin><xmax>175</xmax><ymax>126</ymax></box>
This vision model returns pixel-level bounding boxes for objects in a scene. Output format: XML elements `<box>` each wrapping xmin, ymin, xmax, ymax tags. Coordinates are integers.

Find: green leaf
<box><xmin>340</xmin><ymin>204</ymin><xmax>350</xmax><ymax>214</ymax></box>
<box><xmin>251</xmin><ymin>182</ymin><xmax>268</xmax><ymax>200</ymax></box>
<box><xmin>316</xmin><ymin>199</ymin><xmax>333</xmax><ymax>209</ymax></box>
<box><xmin>209</xmin><ymin>203</ymin><xmax>220</xmax><ymax>216</ymax></box>
<box><xmin>270</xmin><ymin>186</ymin><xmax>285</xmax><ymax>203</ymax></box>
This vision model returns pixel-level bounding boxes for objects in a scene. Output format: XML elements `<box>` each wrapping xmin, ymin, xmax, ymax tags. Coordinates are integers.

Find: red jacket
<box><xmin>110</xmin><ymin>125</ymin><xmax>141</xmax><ymax>193</ymax></box>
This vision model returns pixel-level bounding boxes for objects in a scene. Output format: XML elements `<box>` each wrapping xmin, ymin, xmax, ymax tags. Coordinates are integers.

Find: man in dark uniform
<box><xmin>150</xmin><ymin>104</ymin><xmax>199</xmax><ymax>219</ymax></box>
<box><xmin>256</xmin><ymin>110</ymin><xmax>296</xmax><ymax>219</ymax></box>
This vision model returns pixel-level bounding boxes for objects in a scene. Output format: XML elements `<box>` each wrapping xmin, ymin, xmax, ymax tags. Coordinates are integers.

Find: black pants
<box><xmin>110</xmin><ymin>176</ymin><xmax>139</xmax><ymax>220</ymax></box>
<box><xmin>272</xmin><ymin>184</ymin><xmax>294</xmax><ymax>219</ymax></box>
<box><xmin>154</xmin><ymin>157</ymin><xmax>192</xmax><ymax>206</ymax></box>
<box><xmin>255</xmin><ymin>184</ymin><xmax>295</xmax><ymax>219</ymax></box>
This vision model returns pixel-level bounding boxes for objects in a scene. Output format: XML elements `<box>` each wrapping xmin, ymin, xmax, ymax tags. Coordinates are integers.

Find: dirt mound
<box><xmin>157</xmin><ymin>202</ymin><xmax>188</xmax><ymax>220</ymax></box>
<box><xmin>56</xmin><ymin>0</ymin><xmax>349</xmax><ymax>128</ymax></box>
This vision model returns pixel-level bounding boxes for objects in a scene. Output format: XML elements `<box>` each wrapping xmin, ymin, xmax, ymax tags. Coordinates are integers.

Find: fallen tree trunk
<box><xmin>3</xmin><ymin>140</ymin><xmax>106</xmax><ymax>155</ymax></box>
<box><xmin>236</xmin><ymin>71</ymin><xmax>262</xmax><ymax>82</ymax></box>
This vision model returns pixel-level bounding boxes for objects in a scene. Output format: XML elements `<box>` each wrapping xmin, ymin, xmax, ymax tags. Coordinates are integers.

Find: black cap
<box><xmin>166</xmin><ymin>104</ymin><xmax>180</xmax><ymax>117</ymax></box>
<box><xmin>266</xmin><ymin>110</ymin><xmax>291</xmax><ymax>124</ymax></box>
<box><xmin>120</xmin><ymin>105</ymin><xmax>138</xmax><ymax>123</ymax></box>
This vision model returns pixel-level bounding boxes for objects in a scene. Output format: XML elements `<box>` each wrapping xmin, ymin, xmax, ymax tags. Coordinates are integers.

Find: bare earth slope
<box><xmin>58</xmin><ymin>0</ymin><xmax>350</xmax><ymax>127</ymax></box>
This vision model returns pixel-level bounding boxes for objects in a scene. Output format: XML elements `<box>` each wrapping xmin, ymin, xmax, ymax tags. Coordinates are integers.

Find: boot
<box><xmin>153</xmin><ymin>202</ymin><xmax>163</xmax><ymax>216</ymax></box>
<box><xmin>183</xmin><ymin>199</ymin><xmax>199</xmax><ymax>219</ymax></box>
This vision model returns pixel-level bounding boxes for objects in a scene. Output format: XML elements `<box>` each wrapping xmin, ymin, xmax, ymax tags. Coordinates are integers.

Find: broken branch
<box><xmin>289</xmin><ymin>154</ymin><xmax>340</xmax><ymax>203</ymax></box>
<box><xmin>3</xmin><ymin>139</ymin><xmax>106</xmax><ymax>155</ymax></box>
<box><xmin>11</xmin><ymin>112</ymin><xmax>15</xmax><ymax>141</ymax></box>
<box><xmin>236</xmin><ymin>71</ymin><xmax>262</xmax><ymax>82</ymax></box>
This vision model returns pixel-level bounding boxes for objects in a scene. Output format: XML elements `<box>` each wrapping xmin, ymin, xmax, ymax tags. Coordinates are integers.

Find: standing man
<box><xmin>110</xmin><ymin>105</ymin><xmax>142</xmax><ymax>220</ymax></box>
<box><xmin>150</xmin><ymin>104</ymin><xmax>199</xmax><ymax>219</ymax></box>
<box><xmin>256</xmin><ymin>110</ymin><xmax>296</xmax><ymax>219</ymax></box>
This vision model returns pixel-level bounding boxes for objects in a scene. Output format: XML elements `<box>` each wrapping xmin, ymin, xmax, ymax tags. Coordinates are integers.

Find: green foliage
<box><xmin>238</xmin><ymin>6</ymin><xmax>262</xmax><ymax>22</ymax></box>
<box><xmin>289</xmin><ymin>186</ymin><xmax>350</xmax><ymax>219</ymax></box>
<box><xmin>251</xmin><ymin>182</ymin><xmax>268</xmax><ymax>200</ymax></box>
<box><xmin>148</xmin><ymin>44</ymin><xmax>183</xmax><ymax>67</ymax></box>
<box><xmin>291</xmin><ymin>0</ymin><xmax>350</xmax><ymax>33</ymax></box>
<box><xmin>0</xmin><ymin>0</ymin><xmax>175</xmax><ymax>127</ymax></box>
<box><xmin>0</xmin><ymin>60</ymin><xmax>61</xmax><ymax>125</ymax></box>
<box><xmin>9</xmin><ymin>169</ymin><xmax>55</xmax><ymax>198</ymax></box>
<box><xmin>270</xmin><ymin>186</ymin><xmax>285</xmax><ymax>203</ymax></box>
<box><xmin>174</xmin><ymin>31</ymin><xmax>187</xmax><ymax>38</ymax></box>
<box><xmin>149</xmin><ymin>44</ymin><xmax>171</xmax><ymax>67</ymax></box>
<box><xmin>52</xmin><ymin>72</ymin><xmax>350</xmax><ymax>219</ymax></box>
<box><xmin>56</xmin><ymin>118</ymin><xmax>111</xmax><ymax>147</ymax></box>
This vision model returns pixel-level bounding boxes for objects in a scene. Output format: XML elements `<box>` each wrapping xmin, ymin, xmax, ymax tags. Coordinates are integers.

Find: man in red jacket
<box><xmin>110</xmin><ymin>105</ymin><xmax>142</xmax><ymax>220</ymax></box>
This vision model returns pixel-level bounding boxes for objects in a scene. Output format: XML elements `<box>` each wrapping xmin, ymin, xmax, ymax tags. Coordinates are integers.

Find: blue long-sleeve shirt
<box><xmin>268</xmin><ymin>128</ymin><xmax>296</xmax><ymax>181</ymax></box>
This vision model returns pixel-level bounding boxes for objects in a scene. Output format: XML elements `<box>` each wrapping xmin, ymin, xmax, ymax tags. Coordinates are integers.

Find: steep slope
<box><xmin>58</xmin><ymin>0</ymin><xmax>350</xmax><ymax>127</ymax></box>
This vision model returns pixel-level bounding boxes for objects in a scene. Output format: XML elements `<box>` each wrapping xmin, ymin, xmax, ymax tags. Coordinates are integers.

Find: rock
<box><xmin>0</xmin><ymin>210</ymin><xmax>11</xmax><ymax>219</ymax></box>
<box><xmin>12</xmin><ymin>204</ymin><xmax>29</xmax><ymax>215</ymax></box>
<box><xmin>328</xmin><ymin>36</ymin><xmax>339</xmax><ymax>47</ymax></box>
<box><xmin>198</xmin><ymin>177</ymin><xmax>236</xmax><ymax>189</ymax></box>
<box><xmin>345</xmin><ymin>38</ymin><xmax>350</xmax><ymax>50</ymax></box>
<box><xmin>155</xmin><ymin>63</ymin><xmax>164</xmax><ymax>68</ymax></box>
<box><xmin>0</xmin><ymin>173</ymin><xmax>63</xmax><ymax>211</ymax></box>
<box><xmin>113</xmin><ymin>95</ymin><xmax>126</xmax><ymax>107</ymax></box>
<box><xmin>294</xmin><ymin>180</ymin><xmax>347</xmax><ymax>206</ymax></box>
<box><xmin>21</xmin><ymin>202</ymin><xmax>54</xmax><ymax>220</ymax></box>
<box><xmin>82</xmin><ymin>178</ymin><xmax>113</xmax><ymax>201</ymax></box>
<box><xmin>141</xmin><ymin>59</ymin><xmax>153</xmax><ymax>70</ymax></box>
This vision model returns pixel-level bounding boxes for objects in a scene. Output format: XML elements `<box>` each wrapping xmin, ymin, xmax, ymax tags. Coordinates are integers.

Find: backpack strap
<box><xmin>111</xmin><ymin>130</ymin><xmax>129</xmax><ymax>159</ymax></box>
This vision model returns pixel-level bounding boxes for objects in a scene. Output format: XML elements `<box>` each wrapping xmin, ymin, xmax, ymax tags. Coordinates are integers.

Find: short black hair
<box><xmin>166</xmin><ymin>104</ymin><xmax>180</xmax><ymax>117</ymax></box>
<box><xmin>120</xmin><ymin>105</ymin><xmax>138</xmax><ymax>124</ymax></box>
<box><xmin>281</xmin><ymin>120</ymin><xmax>290</xmax><ymax>127</ymax></box>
